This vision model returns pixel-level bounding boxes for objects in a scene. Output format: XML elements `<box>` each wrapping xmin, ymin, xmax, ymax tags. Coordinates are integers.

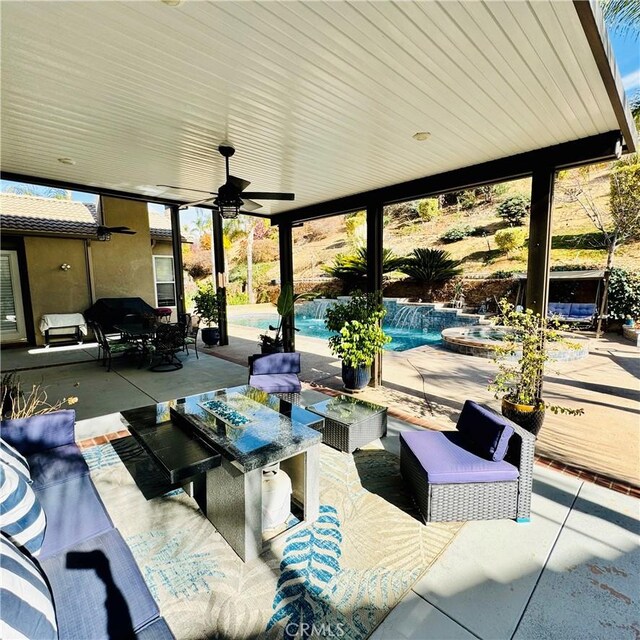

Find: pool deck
<box><xmin>221</xmin><ymin>310</ymin><xmax>639</xmax><ymax>489</ymax></box>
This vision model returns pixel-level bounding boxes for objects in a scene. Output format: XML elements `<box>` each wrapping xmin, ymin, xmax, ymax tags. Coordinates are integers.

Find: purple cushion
<box><xmin>400</xmin><ymin>430</ymin><xmax>519</xmax><ymax>484</ymax></box>
<box><xmin>27</xmin><ymin>444</ymin><xmax>89</xmax><ymax>490</ymax></box>
<box><xmin>249</xmin><ymin>353</ymin><xmax>301</xmax><ymax>375</ymax></box>
<box><xmin>455</xmin><ymin>400</ymin><xmax>514</xmax><ymax>462</ymax></box>
<box><xmin>36</xmin><ymin>474</ymin><xmax>113</xmax><ymax>560</ymax></box>
<box><xmin>41</xmin><ymin>528</ymin><xmax>160</xmax><ymax>640</ymax></box>
<box><xmin>249</xmin><ymin>373</ymin><xmax>301</xmax><ymax>394</ymax></box>
<box><xmin>1</xmin><ymin>410</ymin><xmax>76</xmax><ymax>456</ymax></box>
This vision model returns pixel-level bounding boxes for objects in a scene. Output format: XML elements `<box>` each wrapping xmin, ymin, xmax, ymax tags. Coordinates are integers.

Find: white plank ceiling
<box><xmin>0</xmin><ymin>0</ymin><xmax>623</xmax><ymax>215</ymax></box>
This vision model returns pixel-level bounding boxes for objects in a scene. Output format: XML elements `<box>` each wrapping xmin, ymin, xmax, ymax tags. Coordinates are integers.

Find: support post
<box><xmin>279</xmin><ymin>221</ymin><xmax>295</xmax><ymax>352</ymax></box>
<box><xmin>367</xmin><ymin>200</ymin><xmax>384</xmax><ymax>387</ymax></box>
<box><xmin>526</xmin><ymin>168</ymin><xmax>555</xmax><ymax>316</ymax></box>
<box><xmin>526</xmin><ymin>167</ymin><xmax>555</xmax><ymax>397</ymax></box>
<box><xmin>169</xmin><ymin>205</ymin><xmax>186</xmax><ymax>318</ymax></box>
<box><xmin>212</xmin><ymin>209</ymin><xmax>229</xmax><ymax>346</ymax></box>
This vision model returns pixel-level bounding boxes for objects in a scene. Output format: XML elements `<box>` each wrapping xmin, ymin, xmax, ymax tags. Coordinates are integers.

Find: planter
<box><xmin>501</xmin><ymin>397</ymin><xmax>545</xmax><ymax>436</ymax></box>
<box><xmin>260</xmin><ymin>343</ymin><xmax>285</xmax><ymax>355</ymax></box>
<box><xmin>201</xmin><ymin>327</ymin><xmax>220</xmax><ymax>346</ymax></box>
<box><xmin>341</xmin><ymin>362</ymin><xmax>371</xmax><ymax>392</ymax></box>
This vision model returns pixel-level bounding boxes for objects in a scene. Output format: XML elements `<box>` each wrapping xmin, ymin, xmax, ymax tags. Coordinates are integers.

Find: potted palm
<box><xmin>258</xmin><ymin>283</ymin><xmax>314</xmax><ymax>354</ymax></box>
<box><xmin>325</xmin><ymin>291</ymin><xmax>391</xmax><ymax>391</ymax></box>
<box><xmin>488</xmin><ymin>299</ymin><xmax>583</xmax><ymax>435</ymax></box>
<box><xmin>193</xmin><ymin>282</ymin><xmax>221</xmax><ymax>346</ymax></box>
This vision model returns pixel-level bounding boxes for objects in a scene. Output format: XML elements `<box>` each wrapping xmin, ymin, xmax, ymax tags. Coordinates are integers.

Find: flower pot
<box><xmin>501</xmin><ymin>397</ymin><xmax>545</xmax><ymax>436</ymax></box>
<box><xmin>260</xmin><ymin>343</ymin><xmax>284</xmax><ymax>355</ymax></box>
<box><xmin>201</xmin><ymin>327</ymin><xmax>220</xmax><ymax>346</ymax></box>
<box><xmin>341</xmin><ymin>363</ymin><xmax>371</xmax><ymax>392</ymax></box>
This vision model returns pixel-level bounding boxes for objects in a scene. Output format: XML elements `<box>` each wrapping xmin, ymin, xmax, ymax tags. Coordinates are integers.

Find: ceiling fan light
<box><xmin>97</xmin><ymin>230</ymin><xmax>111</xmax><ymax>242</ymax></box>
<box><xmin>219</xmin><ymin>202</ymin><xmax>240</xmax><ymax>219</ymax></box>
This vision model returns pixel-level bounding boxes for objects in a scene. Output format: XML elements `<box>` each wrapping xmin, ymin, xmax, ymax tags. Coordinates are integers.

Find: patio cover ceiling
<box><xmin>1</xmin><ymin>1</ymin><xmax>635</xmax><ymax>218</ymax></box>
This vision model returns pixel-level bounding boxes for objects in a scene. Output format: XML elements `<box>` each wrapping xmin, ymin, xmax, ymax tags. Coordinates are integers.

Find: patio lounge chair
<box><xmin>400</xmin><ymin>400</ymin><xmax>535</xmax><ymax>524</ymax></box>
<box><xmin>248</xmin><ymin>352</ymin><xmax>302</xmax><ymax>404</ymax></box>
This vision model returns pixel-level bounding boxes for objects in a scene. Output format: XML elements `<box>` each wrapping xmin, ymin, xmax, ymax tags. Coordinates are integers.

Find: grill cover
<box><xmin>84</xmin><ymin>298</ymin><xmax>156</xmax><ymax>333</ymax></box>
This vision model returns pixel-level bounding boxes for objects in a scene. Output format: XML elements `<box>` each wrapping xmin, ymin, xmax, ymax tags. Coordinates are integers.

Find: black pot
<box><xmin>201</xmin><ymin>327</ymin><xmax>220</xmax><ymax>346</ymax></box>
<box><xmin>341</xmin><ymin>363</ymin><xmax>371</xmax><ymax>391</ymax></box>
<box><xmin>501</xmin><ymin>398</ymin><xmax>545</xmax><ymax>436</ymax></box>
<box><xmin>261</xmin><ymin>343</ymin><xmax>285</xmax><ymax>354</ymax></box>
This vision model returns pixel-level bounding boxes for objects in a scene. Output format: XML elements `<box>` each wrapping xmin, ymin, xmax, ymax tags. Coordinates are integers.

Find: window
<box><xmin>154</xmin><ymin>256</ymin><xmax>176</xmax><ymax>307</ymax></box>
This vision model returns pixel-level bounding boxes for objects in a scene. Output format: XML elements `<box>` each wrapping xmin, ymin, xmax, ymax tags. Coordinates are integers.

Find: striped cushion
<box><xmin>0</xmin><ymin>464</ymin><xmax>46</xmax><ymax>556</ymax></box>
<box><xmin>0</xmin><ymin>534</ymin><xmax>57</xmax><ymax>640</ymax></box>
<box><xmin>0</xmin><ymin>439</ymin><xmax>31</xmax><ymax>483</ymax></box>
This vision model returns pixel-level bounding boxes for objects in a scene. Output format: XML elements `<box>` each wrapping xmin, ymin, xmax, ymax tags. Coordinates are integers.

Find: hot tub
<box><xmin>441</xmin><ymin>325</ymin><xmax>589</xmax><ymax>361</ymax></box>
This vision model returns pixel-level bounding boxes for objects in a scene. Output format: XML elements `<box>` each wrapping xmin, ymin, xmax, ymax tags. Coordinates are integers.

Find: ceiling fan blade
<box><xmin>179</xmin><ymin>196</ymin><xmax>217</xmax><ymax>210</ymax></box>
<box><xmin>242</xmin><ymin>192</ymin><xmax>295</xmax><ymax>201</ymax></box>
<box><xmin>114</xmin><ymin>229</ymin><xmax>137</xmax><ymax>235</ymax></box>
<box><xmin>227</xmin><ymin>175</ymin><xmax>251</xmax><ymax>191</ymax></box>
<box><xmin>157</xmin><ymin>184</ymin><xmax>216</xmax><ymax>194</ymax></box>
<box><xmin>107</xmin><ymin>226</ymin><xmax>134</xmax><ymax>232</ymax></box>
<box><xmin>240</xmin><ymin>198</ymin><xmax>263</xmax><ymax>211</ymax></box>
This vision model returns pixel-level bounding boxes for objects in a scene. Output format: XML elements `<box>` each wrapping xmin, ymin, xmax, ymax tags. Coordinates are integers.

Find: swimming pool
<box><xmin>229</xmin><ymin>313</ymin><xmax>442</xmax><ymax>352</ymax></box>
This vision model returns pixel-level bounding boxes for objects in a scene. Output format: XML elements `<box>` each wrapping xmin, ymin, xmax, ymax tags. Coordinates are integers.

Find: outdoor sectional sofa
<box><xmin>1</xmin><ymin>410</ymin><xmax>174</xmax><ymax>639</ymax></box>
<box><xmin>400</xmin><ymin>400</ymin><xmax>535</xmax><ymax>523</ymax></box>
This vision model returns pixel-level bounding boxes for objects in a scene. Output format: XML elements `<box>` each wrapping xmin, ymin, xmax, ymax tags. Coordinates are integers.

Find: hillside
<box><xmin>210</xmin><ymin>161</ymin><xmax>639</xmax><ymax>303</ymax></box>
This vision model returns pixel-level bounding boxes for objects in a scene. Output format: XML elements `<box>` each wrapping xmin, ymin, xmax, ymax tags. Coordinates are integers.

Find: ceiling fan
<box><xmin>158</xmin><ymin>145</ymin><xmax>295</xmax><ymax>218</ymax></box>
<box><xmin>96</xmin><ymin>225</ymin><xmax>136</xmax><ymax>242</ymax></box>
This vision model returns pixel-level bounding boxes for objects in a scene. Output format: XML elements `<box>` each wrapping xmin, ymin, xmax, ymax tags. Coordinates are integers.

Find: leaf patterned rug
<box><xmin>83</xmin><ymin>440</ymin><xmax>462</xmax><ymax>639</ymax></box>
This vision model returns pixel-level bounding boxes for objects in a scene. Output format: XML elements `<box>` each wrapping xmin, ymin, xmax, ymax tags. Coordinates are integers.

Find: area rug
<box><xmin>82</xmin><ymin>440</ymin><xmax>462</xmax><ymax>639</ymax></box>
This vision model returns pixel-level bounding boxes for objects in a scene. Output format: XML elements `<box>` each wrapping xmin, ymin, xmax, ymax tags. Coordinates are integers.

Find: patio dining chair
<box><xmin>149</xmin><ymin>323</ymin><xmax>184</xmax><ymax>372</ymax></box>
<box><xmin>88</xmin><ymin>320</ymin><xmax>134</xmax><ymax>372</ymax></box>
<box><xmin>178</xmin><ymin>313</ymin><xmax>201</xmax><ymax>359</ymax></box>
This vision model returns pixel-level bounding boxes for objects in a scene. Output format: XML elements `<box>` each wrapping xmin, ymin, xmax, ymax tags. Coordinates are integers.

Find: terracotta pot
<box><xmin>341</xmin><ymin>363</ymin><xmax>371</xmax><ymax>392</ymax></box>
<box><xmin>501</xmin><ymin>397</ymin><xmax>545</xmax><ymax>436</ymax></box>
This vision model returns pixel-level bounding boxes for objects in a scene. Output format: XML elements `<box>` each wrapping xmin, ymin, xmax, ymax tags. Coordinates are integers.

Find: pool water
<box><xmin>229</xmin><ymin>314</ymin><xmax>442</xmax><ymax>352</ymax></box>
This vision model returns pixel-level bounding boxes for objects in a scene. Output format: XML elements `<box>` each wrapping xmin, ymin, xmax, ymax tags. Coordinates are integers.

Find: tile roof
<box><xmin>0</xmin><ymin>193</ymin><xmax>178</xmax><ymax>240</ymax></box>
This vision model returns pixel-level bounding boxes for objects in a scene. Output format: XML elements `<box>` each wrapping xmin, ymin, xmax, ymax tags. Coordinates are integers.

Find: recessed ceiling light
<box><xmin>412</xmin><ymin>132</ymin><xmax>431</xmax><ymax>142</ymax></box>
<box><xmin>57</xmin><ymin>157</ymin><xmax>76</xmax><ymax>165</ymax></box>
<box><xmin>161</xmin><ymin>0</ymin><xmax>183</xmax><ymax>5</ymax></box>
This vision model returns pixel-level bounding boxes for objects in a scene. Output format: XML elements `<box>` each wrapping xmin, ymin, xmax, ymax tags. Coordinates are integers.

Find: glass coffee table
<box><xmin>306</xmin><ymin>395</ymin><xmax>387</xmax><ymax>453</ymax></box>
<box><xmin>123</xmin><ymin>385</ymin><xmax>324</xmax><ymax>562</ymax></box>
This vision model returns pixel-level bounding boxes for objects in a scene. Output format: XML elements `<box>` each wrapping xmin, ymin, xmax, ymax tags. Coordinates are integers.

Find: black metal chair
<box><xmin>178</xmin><ymin>313</ymin><xmax>201</xmax><ymax>359</ymax></box>
<box><xmin>88</xmin><ymin>320</ymin><xmax>133</xmax><ymax>372</ymax></box>
<box><xmin>149</xmin><ymin>323</ymin><xmax>184</xmax><ymax>371</ymax></box>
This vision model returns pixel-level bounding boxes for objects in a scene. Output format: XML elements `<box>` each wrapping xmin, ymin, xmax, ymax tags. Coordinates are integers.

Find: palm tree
<box><xmin>602</xmin><ymin>0</ymin><xmax>640</xmax><ymax>39</ymax></box>
<box><xmin>3</xmin><ymin>183</ymin><xmax>71</xmax><ymax>199</ymax></box>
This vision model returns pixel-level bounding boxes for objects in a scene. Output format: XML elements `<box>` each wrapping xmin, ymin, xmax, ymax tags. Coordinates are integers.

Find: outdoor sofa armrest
<box><xmin>0</xmin><ymin>409</ymin><xmax>77</xmax><ymax>456</ymax></box>
<box><xmin>480</xmin><ymin>404</ymin><xmax>536</xmax><ymax>520</ymax></box>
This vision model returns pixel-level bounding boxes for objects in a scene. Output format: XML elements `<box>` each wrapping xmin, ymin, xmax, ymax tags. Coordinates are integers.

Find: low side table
<box><xmin>306</xmin><ymin>395</ymin><xmax>387</xmax><ymax>453</ymax></box>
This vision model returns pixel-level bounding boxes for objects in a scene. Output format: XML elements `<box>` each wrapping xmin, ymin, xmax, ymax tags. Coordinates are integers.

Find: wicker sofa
<box><xmin>400</xmin><ymin>400</ymin><xmax>535</xmax><ymax>523</ymax></box>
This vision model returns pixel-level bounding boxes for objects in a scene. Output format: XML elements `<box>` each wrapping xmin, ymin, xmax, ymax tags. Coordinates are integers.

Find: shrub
<box><xmin>325</xmin><ymin>291</ymin><xmax>386</xmax><ymax>333</ymax></box>
<box><xmin>607</xmin><ymin>268</ymin><xmax>640</xmax><ymax>320</ymax></box>
<box><xmin>183</xmin><ymin>247</ymin><xmax>212</xmax><ymax>280</ymax></box>
<box><xmin>400</xmin><ymin>248</ymin><xmax>463</xmax><ymax>285</ymax></box>
<box><xmin>492</xmin><ymin>269</ymin><xmax>517</xmax><ymax>279</ymax></box>
<box><xmin>495</xmin><ymin>228</ymin><xmax>526</xmax><ymax>254</ymax></box>
<box><xmin>417</xmin><ymin>198</ymin><xmax>439</xmax><ymax>221</ymax></box>
<box><xmin>252</xmin><ymin>238</ymin><xmax>279</xmax><ymax>263</ymax></box>
<box><xmin>457</xmin><ymin>190</ymin><xmax>478</xmax><ymax>210</ymax></box>
<box><xmin>496</xmin><ymin>195</ymin><xmax>530</xmax><ymax>226</ymax></box>
<box><xmin>344</xmin><ymin>211</ymin><xmax>366</xmax><ymax>243</ymax></box>
<box><xmin>440</xmin><ymin>225</ymin><xmax>475</xmax><ymax>243</ymax></box>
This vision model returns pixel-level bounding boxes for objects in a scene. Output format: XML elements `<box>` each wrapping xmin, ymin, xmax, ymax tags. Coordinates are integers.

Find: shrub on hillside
<box><xmin>496</xmin><ymin>195</ymin><xmax>530</xmax><ymax>226</ymax></box>
<box><xmin>440</xmin><ymin>225</ymin><xmax>475</xmax><ymax>243</ymax></box>
<box><xmin>344</xmin><ymin>211</ymin><xmax>367</xmax><ymax>244</ymax></box>
<box><xmin>322</xmin><ymin>246</ymin><xmax>405</xmax><ymax>282</ymax></box>
<box><xmin>400</xmin><ymin>248</ymin><xmax>462</xmax><ymax>285</ymax></box>
<box><xmin>607</xmin><ymin>268</ymin><xmax>640</xmax><ymax>320</ymax></box>
<box><xmin>183</xmin><ymin>247</ymin><xmax>212</xmax><ymax>280</ymax></box>
<box><xmin>252</xmin><ymin>238</ymin><xmax>279</xmax><ymax>263</ymax></box>
<box><xmin>495</xmin><ymin>228</ymin><xmax>527</xmax><ymax>254</ymax></box>
<box><xmin>418</xmin><ymin>198</ymin><xmax>439</xmax><ymax>221</ymax></box>
<box><xmin>457</xmin><ymin>190</ymin><xmax>478</xmax><ymax>210</ymax></box>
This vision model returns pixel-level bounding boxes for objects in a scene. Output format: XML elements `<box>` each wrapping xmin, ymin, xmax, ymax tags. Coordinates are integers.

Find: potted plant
<box><xmin>325</xmin><ymin>291</ymin><xmax>391</xmax><ymax>391</ymax></box>
<box><xmin>193</xmin><ymin>281</ymin><xmax>221</xmax><ymax>346</ymax></box>
<box><xmin>258</xmin><ymin>284</ymin><xmax>315</xmax><ymax>354</ymax></box>
<box><xmin>1</xmin><ymin>371</ymin><xmax>79</xmax><ymax>429</ymax></box>
<box><xmin>488</xmin><ymin>299</ymin><xmax>583</xmax><ymax>435</ymax></box>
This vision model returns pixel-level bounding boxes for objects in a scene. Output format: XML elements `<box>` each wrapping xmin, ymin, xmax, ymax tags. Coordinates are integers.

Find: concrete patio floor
<box><xmin>1</xmin><ymin>337</ymin><xmax>638</xmax><ymax>639</ymax></box>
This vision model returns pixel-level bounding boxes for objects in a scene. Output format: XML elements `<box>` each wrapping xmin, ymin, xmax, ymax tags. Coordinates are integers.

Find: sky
<box><xmin>2</xmin><ymin>21</ymin><xmax>638</xmax><ymax>228</ymax></box>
